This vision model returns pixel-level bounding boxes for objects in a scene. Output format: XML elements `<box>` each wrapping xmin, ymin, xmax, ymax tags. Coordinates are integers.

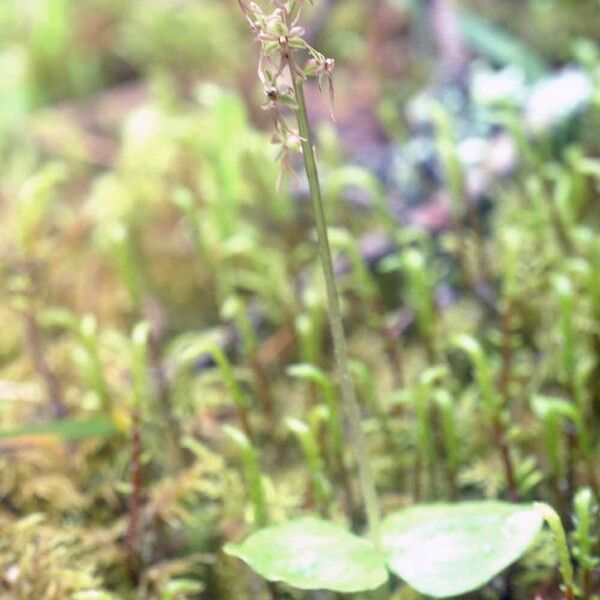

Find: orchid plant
<box><xmin>223</xmin><ymin>1</ymin><xmax>560</xmax><ymax>598</ymax></box>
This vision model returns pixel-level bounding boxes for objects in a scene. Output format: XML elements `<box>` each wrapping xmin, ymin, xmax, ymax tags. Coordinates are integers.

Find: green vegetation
<box><xmin>1</xmin><ymin>0</ymin><xmax>600</xmax><ymax>598</ymax></box>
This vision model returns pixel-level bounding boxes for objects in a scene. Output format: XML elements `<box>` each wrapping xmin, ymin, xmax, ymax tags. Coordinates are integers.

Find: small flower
<box><xmin>237</xmin><ymin>0</ymin><xmax>335</xmax><ymax>177</ymax></box>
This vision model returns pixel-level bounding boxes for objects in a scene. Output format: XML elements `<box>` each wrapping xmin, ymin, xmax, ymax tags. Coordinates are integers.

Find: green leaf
<box><xmin>381</xmin><ymin>502</ymin><xmax>543</xmax><ymax>598</ymax></box>
<box><xmin>72</xmin><ymin>592</ymin><xmax>119</xmax><ymax>600</ymax></box>
<box><xmin>161</xmin><ymin>578</ymin><xmax>205</xmax><ymax>599</ymax></box>
<box><xmin>224</xmin><ymin>518</ymin><xmax>388</xmax><ymax>593</ymax></box>
<box><xmin>0</xmin><ymin>416</ymin><xmax>119</xmax><ymax>442</ymax></box>
<box><xmin>389</xmin><ymin>1</ymin><xmax>546</xmax><ymax>79</ymax></box>
<box><xmin>457</xmin><ymin>9</ymin><xmax>546</xmax><ymax>80</ymax></box>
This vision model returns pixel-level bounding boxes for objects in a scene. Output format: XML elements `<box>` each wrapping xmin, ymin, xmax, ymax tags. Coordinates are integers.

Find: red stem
<box><xmin>125</xmin><ymin>407</ymin><xmax>143</xmax><ymax>582</ymax></box>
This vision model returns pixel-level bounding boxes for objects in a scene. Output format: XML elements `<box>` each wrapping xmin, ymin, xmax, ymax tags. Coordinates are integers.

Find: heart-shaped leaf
<box><xmin>381</xmin><ymin>502</ymin><xmax>543</xmax><ymax>598</ymax></box>
<box><xmin>224</xmin><ymin>517</ymin><xmax>388</xmax><ymax>593</ymax></box>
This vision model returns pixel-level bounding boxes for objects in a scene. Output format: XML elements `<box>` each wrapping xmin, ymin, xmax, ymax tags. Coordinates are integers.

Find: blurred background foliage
<box><xmin>1</xmin><ymin>0</ymin><xmax>600</xmax><ymax>598</ymax></box>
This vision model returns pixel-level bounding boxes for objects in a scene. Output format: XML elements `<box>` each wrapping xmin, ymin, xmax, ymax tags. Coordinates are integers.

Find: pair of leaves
<box><xmin>225</xmin><ymin>502</ymin><xmax>544</xmax><ymax>597</ymax></box>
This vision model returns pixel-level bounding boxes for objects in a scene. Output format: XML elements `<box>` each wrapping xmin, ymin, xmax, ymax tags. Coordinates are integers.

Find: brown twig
<box><xmin>492</xmin><ymin>416</ymin><xmax>518</xmax><ymax>502</ymax></box>
<box><xmin>498</xmin><ymin>300</ymin><xmax>514</xmax><ymax>402</ymax></box>
<box><xmin>125</xmin><ymin>406</ymin><xmax>143</xmax><ymax>583</ymax></box>
<box><xmin>21</xmin><ymin>308</ymin><xmax>67</xmax><ymax>419</ymax></box>
<box><xmin>147</xmin><ymin>329</ymin><xmax>187</xmax><ymax>469</ymax></box>
<box><xmin>250</xmin><ymin>355</ymin><xmax>275</xmax><ymax>417</ymax></box>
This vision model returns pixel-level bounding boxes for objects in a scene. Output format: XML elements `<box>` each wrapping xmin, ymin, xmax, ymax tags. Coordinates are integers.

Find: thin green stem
<box><xmin>536</xmin><ymin>503</ymin><xmax>575</xmax><ymax>600</ymax></box>
<box><xmin>290</xmin><ymin>71</ymin><xmax>381</xmax><ymax>544</ymax></box>
<box><xmin>224</xmin><ymin>425</ymin><xmax>268</xmax><ymax>527</ymax></box>
<box><xmin>573</xmin><ymin>488</ymin><xmax>596</xmax><ymax>600</ymax></box>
